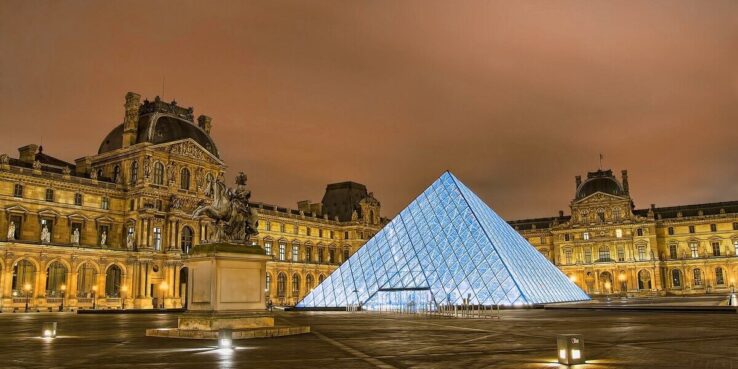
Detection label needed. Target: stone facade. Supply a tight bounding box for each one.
[0,92,383,312]
[511,169,738,296]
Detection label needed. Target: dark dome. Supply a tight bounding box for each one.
[575,170,624,199]
[98,113,219,158]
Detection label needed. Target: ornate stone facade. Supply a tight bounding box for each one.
[0,92,383,312]
[511,169,738,296]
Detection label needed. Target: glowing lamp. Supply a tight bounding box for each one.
[42,322,57,338]
[557,334,584,365]
[218,329,233,349]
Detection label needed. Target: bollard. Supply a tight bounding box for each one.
[42,322,57,338]
[557,334,585,365]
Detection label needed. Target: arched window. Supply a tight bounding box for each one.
[12,259,36,294]
[77,262,97,298]
[306,274,314,291]
[638,270,652,290]
[130,161,138,184]
[112,165,121,183]
[328,248,335,264]
[671,269,682,288]
[277,273,286,297]
[265,273,271,292]
[45,261,67,297]
[181,226,193,254]
[292,274,300,297]
[105,265,122,297]
[180,168,191,190]
[693,268,703,287]
[318,274,325,283]
[153,162,164,185]
[715,267,725,285]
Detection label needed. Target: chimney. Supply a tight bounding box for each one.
[621,170,629,194]
[122,92,141,148]
[575,175,581,189]
[198,115,212,135]
[18,144,39,164]
[558,210,564,217]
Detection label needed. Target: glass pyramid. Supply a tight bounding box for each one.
[297,172,589,309]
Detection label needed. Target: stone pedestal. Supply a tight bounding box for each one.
[147,243,309,340]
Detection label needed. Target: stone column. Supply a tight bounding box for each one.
[144,262,150,298]
[68,269,78,309]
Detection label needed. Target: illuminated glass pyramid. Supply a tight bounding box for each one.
[297,172,589,309]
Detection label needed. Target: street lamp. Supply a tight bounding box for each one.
[23,283,32,312]
[120,285,128,310]
[159,282,169,309]
[60,284,66,312]
[618,273,627,296]
[91,285,98,310]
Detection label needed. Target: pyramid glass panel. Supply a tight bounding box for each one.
[296,172,590,309]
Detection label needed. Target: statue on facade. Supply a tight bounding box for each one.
[7,221,15,240]
[126,230,135,249]
[192,172,259,243]
[41,225,51,243]
[71,228,80,245]
[100,231,107,246]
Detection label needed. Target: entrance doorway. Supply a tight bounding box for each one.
[179,267,189,309]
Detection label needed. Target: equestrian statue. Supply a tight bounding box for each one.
[192,172,259,243]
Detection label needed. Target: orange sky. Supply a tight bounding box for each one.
[1,1,738,219]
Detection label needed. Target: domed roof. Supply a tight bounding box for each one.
[575,170,624,199]
[98,110,219,158]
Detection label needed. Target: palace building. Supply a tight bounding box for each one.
[0,92,384,312]
[511,169,738,296]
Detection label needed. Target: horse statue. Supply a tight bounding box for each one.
[193,173,259,243]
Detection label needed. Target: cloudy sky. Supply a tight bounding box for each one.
[1,1,737,219]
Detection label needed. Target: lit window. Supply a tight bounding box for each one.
[292,244,299,262]
[153,227,162,251]
[671,269,682,288]
[264,241,272,256]
[45,189,54,202]
[583,232,590,241]
[278,243,286,261]
[181,226,193,254]
[292,274,300,297]
[317,247,324,263]
[583,248,591,264]
[669,244,677,259]
[615,229,622,238]
[617,246,624,262]
[265,273,271,292]
[599,247,610,261]
[306,246,312,262]
[613,208,621,220]
[277,273,286,297]
[638,246,646,260]
[689,242,699,258]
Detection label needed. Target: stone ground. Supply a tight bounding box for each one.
[1,309,737,369]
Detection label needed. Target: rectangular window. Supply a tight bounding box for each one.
[328,249,335,264]
[264,241,272,256]
[292,245,299,262]
[710,224,717,232]
[638,246,646,260]
[598,212,605,222]
[734,240,738,256]
[690,242,699,258]
[689,225,695,234]
[98,224,109,246]
[306,228,311,237]
[41,218,53,242]
[305,246,312,262]
[716,268,725,285]
[45,189,54,202]
[669,244,677,259]
[265,222,271,231]
[668,227,674,235]
[278,243,286,261]
[280,223,285,233]
[317,247,323,263]
[101,197,110,210]
[733,222,738,231]
[615,229,623,238]
[74,193,83,206]
[153,227,161,250]
[584,248,592,264]
[693,269,702,286]
[582,232,590,241]
[343,249,349,262]
[599,247,610,261]
[636,228,643,236]
[564,249,572,265]
[13,184,23,198]
[564,233,570,242]
[344,231,349,240]
[617,246,624,262]
[712,242,721,256]
[294,224,298,235]
[319,229,323,238]
[330,230,335,239]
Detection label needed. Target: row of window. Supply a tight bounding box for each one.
[13,184,108,209]
[266,272,326,298]
[559,223,738,243]
[670,267,727,288]
[101,161,211,191]
[564,245,649,265]
[263,241,349,264]
[667,223,738,235]
[10,260,124,297]
[668,240,738,259]
[263,222,372,240]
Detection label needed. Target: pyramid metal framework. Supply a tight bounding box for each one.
[297,172,589,309]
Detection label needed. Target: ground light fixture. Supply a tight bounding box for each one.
[42,322,57,338]
[218,329,233,349]
[557,334,584,365]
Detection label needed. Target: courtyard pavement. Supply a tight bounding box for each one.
[1,309,737,368]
